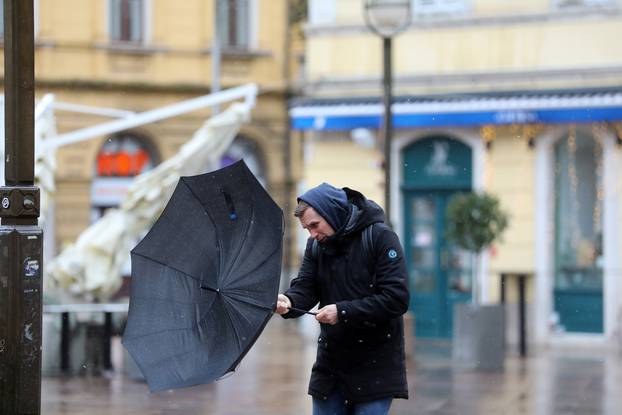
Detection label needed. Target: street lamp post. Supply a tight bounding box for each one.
[212,0,222,114]
[0,1,43,414]
[363,0,411,227]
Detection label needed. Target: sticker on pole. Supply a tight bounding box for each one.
[23,258,40,278]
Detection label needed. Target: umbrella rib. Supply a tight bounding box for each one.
[122,326,196,341]
[220,295,258,328]
[137,341,223,371]
[181,178,257,290]
[129,296,214,306]
[210,297,245,352]
[132,251,207,286]
[220,203,254,285]
[180,179,223,282]
[221,242,281,290]
[222,291,274,312]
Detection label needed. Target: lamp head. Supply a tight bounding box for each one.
[363,0,412,38]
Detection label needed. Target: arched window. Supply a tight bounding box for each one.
[553,127,603,333]
[91,132,159,219]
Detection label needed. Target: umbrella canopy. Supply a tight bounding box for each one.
[122,160,283,392]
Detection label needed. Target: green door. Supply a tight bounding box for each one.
[404,191,472,338]
[402,136,473,338]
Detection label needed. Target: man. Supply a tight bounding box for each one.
[276,183,409,415]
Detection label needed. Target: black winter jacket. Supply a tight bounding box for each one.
[283,188,409,403]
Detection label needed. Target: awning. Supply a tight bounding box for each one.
[290,87,622,131]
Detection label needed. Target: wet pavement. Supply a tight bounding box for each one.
[42,317,622,415]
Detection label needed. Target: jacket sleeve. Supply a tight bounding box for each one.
[335,227,409,325]
[282,238,320,319]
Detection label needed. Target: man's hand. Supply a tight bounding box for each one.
[276,294,292,315]
[316,304,338,325]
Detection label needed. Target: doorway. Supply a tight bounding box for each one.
[401,136,473,338]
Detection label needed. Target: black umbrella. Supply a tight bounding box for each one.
[122,160,283,392]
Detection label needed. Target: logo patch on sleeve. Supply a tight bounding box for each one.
[388,249,398,259]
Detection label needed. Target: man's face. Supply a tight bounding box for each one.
[299,207,335,243]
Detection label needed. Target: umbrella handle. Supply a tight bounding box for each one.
[288,307,318,316]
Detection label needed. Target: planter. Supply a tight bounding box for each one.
[452,303,505,371]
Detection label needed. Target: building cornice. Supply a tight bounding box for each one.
[303,65,622,95]
[0,41,274,60]
[305,6,622,37]
[0,78,289,98]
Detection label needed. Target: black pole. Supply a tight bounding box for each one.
[0,1,43,414]
[500,273,507,304]
[288,307,318,316]
[60,313,70,373]
[103,312,113,371]
[281,0,293,280]
[4,3,35,185]
[518,275,527,357]
[382,37,393,228]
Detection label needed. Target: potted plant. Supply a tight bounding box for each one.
[446,191,509,370]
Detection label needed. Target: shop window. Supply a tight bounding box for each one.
[554,128,603,290]
[91,133,158,217]
[91,133,158,279]
[412,0,470,16]
[218,0,252,49]
[109,0,145,43]
[553,0,614,9]
[308,0,336,25]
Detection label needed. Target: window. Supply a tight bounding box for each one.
[308,0,336,25]
[554,128,603,290]
[91,133,158,277]
[218,0,251,49]
[109,0,145,43]
[412,0,470,16]
[553,0,614,8]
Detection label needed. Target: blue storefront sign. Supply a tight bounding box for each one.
[290,89,622,131]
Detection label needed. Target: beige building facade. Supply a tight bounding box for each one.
[292,0,622,347]
[1,0,303,280]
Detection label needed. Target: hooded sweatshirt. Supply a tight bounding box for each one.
[297,182,350,233]
[284,185,409,403]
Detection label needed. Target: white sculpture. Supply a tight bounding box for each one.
[1,85,256,302]
[45,101,252,301]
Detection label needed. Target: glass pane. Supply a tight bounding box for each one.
[554,128,603,290]
[110,0,120,40]
[412,270,435,293]
[412,247,434,268]
[218,0,229,46]
[235,0,249,48]
[411,221,435,248]
[445,244,472,294]
[129,0,143,42]
[448,270,471,294]
[445,245,471,270]
[409,195,437,294]
[410,196,436,270]
[411,196,435,222]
